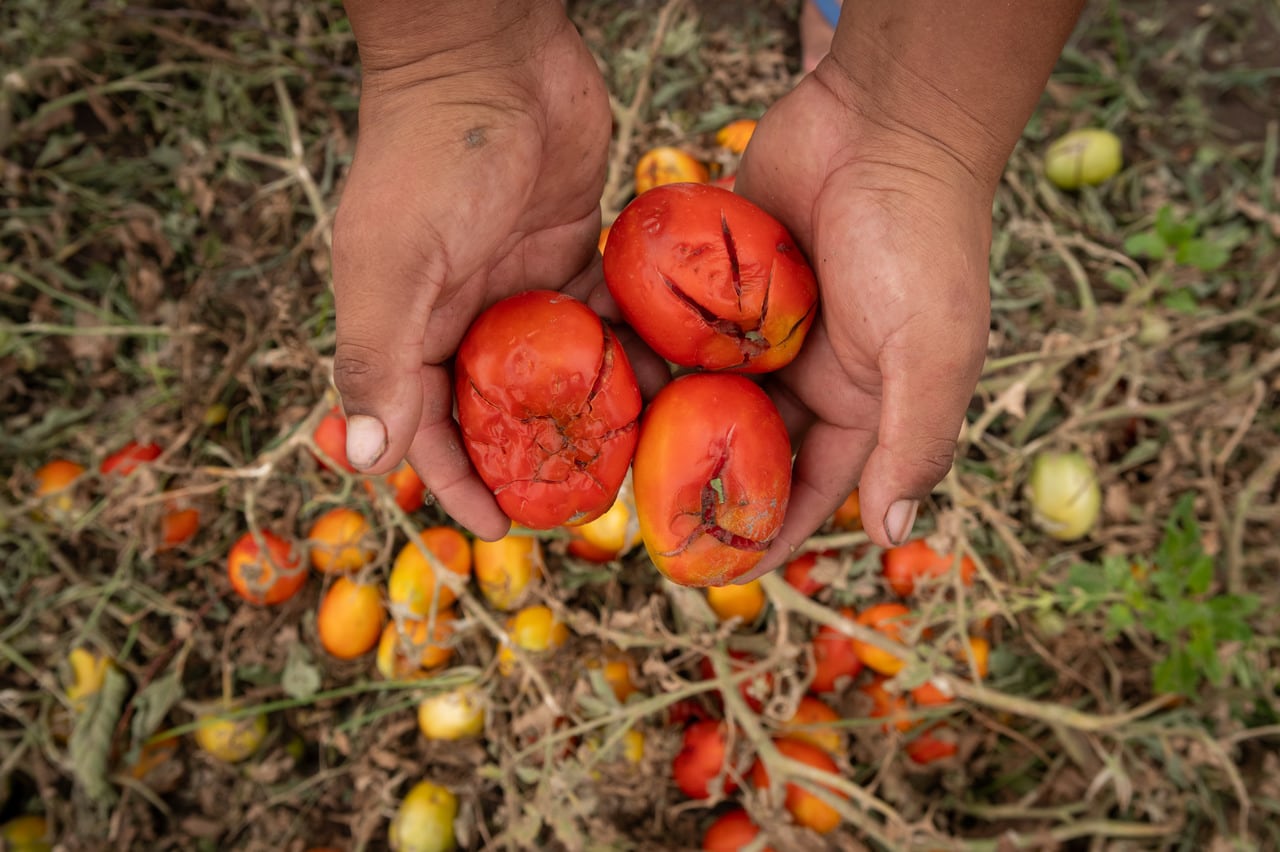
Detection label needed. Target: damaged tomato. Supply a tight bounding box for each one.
[604,182,817,373]
[456,290,642,530]
[633,373,791,587]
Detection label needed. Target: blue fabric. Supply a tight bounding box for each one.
[813,0,841,28]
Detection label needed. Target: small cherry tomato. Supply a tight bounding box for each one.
[702,807,773,852]
[364,463,427,513]
[881,538,977,598]
[748,737,845,834]
[905,724,959,765]
[227,529,306,606]
[634,146,709,194]
[783,549,838,597]
[497,604,569,676]
[673,720,740,800]
[100,440,163,475]
[633,373,791,587]
[312,406,354,473]
[388,527,472,616]
[605,182,817,373]
[456,290,642,530]
[160,506,200,550]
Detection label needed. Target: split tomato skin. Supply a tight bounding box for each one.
[604,182,817,373]
[455,290,642,530]
[633,373,791,587]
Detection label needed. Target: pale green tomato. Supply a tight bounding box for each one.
[1026,451,1102,541]
[389,781,458,852]
[1045,128,1123,189]
[417,685,486,741]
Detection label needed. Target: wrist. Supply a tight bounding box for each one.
[343,0,568,76]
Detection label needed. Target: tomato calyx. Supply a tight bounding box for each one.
[659,436,774,557]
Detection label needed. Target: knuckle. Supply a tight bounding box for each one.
[331,341,386,399]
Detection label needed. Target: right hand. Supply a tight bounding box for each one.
[330,7,612,540]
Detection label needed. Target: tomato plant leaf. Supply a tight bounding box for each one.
[281,642,321,700]
[70,664,129,804]
[129,670,185,743]
[1175,238,1229,271]
[1123,230,1168,260]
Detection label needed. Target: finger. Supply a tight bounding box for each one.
[733,420,876,583]
[405,364,512,541]
[330,196,442,475]
[857,323,986,549]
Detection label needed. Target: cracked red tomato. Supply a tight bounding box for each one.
[633,373,791,586]
[604,182,817,373]
[455,290,642,530]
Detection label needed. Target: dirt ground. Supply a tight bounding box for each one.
[2,0,1279,850]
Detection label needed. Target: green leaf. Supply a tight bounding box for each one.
[1175,238,1230,271]
[1185,553,1214,596]
[1160,288,1200,314]
[129,671,185,743]
[1187,623,1222,684]
[1155,205,1196,247]
[70,666,129,804]
[1106,603,1136,634]
[1153,648,1196,695]
[1208,595,1259,640]
[1123,230,1168,260]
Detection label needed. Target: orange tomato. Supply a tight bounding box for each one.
[587,655,640,703]
[376,610,457,678]
[963,635,991,679]
[634,146,709,193]
[317,577,385,659]
[100,440,163,475]
[227,530,306,606]
[363,463,426,514]
[160,506,200,549]
[749,737,845,834]
[881,539,976,598]
[808,608,863,694]
[780,695,843,755]
[705,579,766,624]
[33,459,85,517]
[714,119,758,154]
[388,527,472,615]
[830,488,861,530]
[851,603,914,676]
[568,477,642,559]
[860,677,915,734]
[472,532,541,611]
[312,405,354,473]
[702,807,773,852]
[307,507,375,573]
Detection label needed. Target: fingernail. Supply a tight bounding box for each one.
[884,499,918,546]
[345,414,386,469]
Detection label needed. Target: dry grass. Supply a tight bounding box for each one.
[2,0,1279,849]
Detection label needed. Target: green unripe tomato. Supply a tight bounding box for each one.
[1026,451,1102,541]
[1044,128,1123,190]
[389,780,458,852]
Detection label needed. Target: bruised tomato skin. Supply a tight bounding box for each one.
[455,290,642,530]
[634,373,791,587]
[604,183,818,373]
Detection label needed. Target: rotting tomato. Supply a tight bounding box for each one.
[312,405,354,473]
[634,146,709,194]
[194,707,268,763]
[100,440,163,475]
[702,807,773,852]
[604,182,818,373]
[388,780,458,852]
[881,538,977,598]
[455,290,642,530]
[633,373,791,587]
[417,684,486,741]
[672,720,741,800]
[227,529,306,606]
[748,737,845,835]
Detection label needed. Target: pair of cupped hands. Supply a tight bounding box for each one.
[329,8,993,583]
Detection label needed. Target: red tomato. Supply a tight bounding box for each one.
[852,603,915,676]
[905,725,959,764]
[881,539,977,598]
[455,290,642,530]
[363,463,426,514]
[702,808,773,851]
[860,676,915,734]
[808,608,864,694]
[160,507,200,549]
[748,737,845,834]
[100,441,163,475]
[604,183,817,373]
[312,406,354,473]
[672,720,740,800]
[226,529,306,606]
[633,374,791,586]
[783,549,838,597]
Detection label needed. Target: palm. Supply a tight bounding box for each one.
[735,75,992,558]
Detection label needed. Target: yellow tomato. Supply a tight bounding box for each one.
[389,780,458,852]
[473,532,541,611]
[65,647,113,711]
[497,605,569,676]
[388,527,472,615]
[714,119,758,154]
[1044,128,1123,189]
[0,815,51,852]
[705,580,766,624]
[634,146,709,194]
[779,695,843,755]
[376,611,457,678]
[417,684,486,741]
[194,708,268,763]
